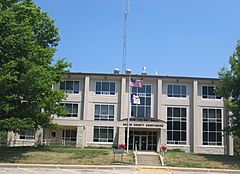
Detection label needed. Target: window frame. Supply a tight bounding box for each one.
[61,103,79,117]
[94,104,115,121]
[167,84,187,98]
[202,85,221,100]
[202,108,223,146]
[59,80,80,94]
[131,84,152,118]
[93,126,114,143]
[167,107,187,145]
[95,81,116,96]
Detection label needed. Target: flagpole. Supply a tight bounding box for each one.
[127,73,131,153]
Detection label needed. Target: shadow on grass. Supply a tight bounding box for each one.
[198,153,240,169]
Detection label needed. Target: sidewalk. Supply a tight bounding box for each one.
[0,163,240,174]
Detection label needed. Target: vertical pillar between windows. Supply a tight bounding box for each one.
[83,76,90,120]
[191,80,198,153]
[120,77,127,120]
[157,79,163,120]
[76,126,85,148]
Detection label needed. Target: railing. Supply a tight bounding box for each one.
[42,139,76,146]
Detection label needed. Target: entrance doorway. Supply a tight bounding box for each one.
[134,135,147,151]
[127,130,158,151]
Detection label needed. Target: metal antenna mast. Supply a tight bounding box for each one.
[122,0,129,73]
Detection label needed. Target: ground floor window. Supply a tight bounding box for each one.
[202,108,222,146]
[167,107,187,145]
[127,130,157,151]
[62,129,77,142]
[20,129,35,139]
[93,126,114,142]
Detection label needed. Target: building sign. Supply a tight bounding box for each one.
[122,123,164,128]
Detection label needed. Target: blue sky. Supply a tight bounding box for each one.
[34,0,240,77]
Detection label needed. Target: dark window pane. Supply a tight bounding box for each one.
[167,122,172,130]
[209,109,215,119]
[167,108,172,117]
[102,82,109,92]
[181,108,186,117]
[209,132,216,141]
[74,81,80,93]
[167,131,172,140]
[173,131,180,141]
[181,132,186,141]
[203,132,208,142]
[146,85,151,93]
[173,121,180,130]
[209,123,216,131]
[202,86,207,98]
[173,85,180,96]
[173,108,180,117]
[96,82,101,92]
[66,81,73,91]
[203,109,208,118]
[146,97,151,105]
[60,82,65,90]
[137,107,144,117]
[167,85,172,96]
[181,85,186,96]
[203,123,208,131]
[181,122,186,130]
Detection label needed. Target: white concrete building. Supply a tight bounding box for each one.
[9,71,234,155]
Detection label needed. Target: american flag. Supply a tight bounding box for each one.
[130,79,143,88]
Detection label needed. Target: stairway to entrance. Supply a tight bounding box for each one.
[136,151,161,166]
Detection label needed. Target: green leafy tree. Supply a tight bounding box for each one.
[0,0,70,133]
[215,41,240,138]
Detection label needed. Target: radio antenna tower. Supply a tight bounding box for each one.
[122,0,129,73]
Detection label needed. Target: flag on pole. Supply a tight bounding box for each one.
[130,79,143,88]
[131,94,141,104]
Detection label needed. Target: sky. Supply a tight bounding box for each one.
[33,0,240,78]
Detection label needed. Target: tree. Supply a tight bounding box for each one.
[0,0,70,133]
[215,41,240,138]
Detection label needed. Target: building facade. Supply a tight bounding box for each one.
[8,71,234,155]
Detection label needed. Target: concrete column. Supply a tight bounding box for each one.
[118,127,125,144]
[76,126,85,148]
[157,79,163,120]
[158,129,167,152]
[120,77,127,120]
[83,76,90,120]
[191,80,198,153]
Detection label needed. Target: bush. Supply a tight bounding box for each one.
[234,136,240,155]
[0,131,7,145]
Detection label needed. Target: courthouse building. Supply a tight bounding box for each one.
[8,70,234,155]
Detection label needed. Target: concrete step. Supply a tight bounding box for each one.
[137,154,161,166]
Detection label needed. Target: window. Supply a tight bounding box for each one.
[95,81,115,95]
[62,129,76,142]
[202,86,221,99]
[60,81,80,94]
[94,104,114,121]
[167,84,186,98]
[20,130,35,140]
[93,126,114,142]
[62,103,78,117]
[167,107,186,145]
[202,108,222,146]
[131,85,151,118]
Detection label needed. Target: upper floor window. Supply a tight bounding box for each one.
[167,84,186,98]
[62,103,78,117]
[202,108,222,146]
[60,81,80,94]
[131,85,151,118]
[94,104,114,121]
[95,81,115,95]
[202,86,221,99]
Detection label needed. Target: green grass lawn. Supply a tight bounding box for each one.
[0,146,134,165]
[164,150,240,170]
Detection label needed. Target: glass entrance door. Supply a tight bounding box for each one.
[133,135,147,151]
